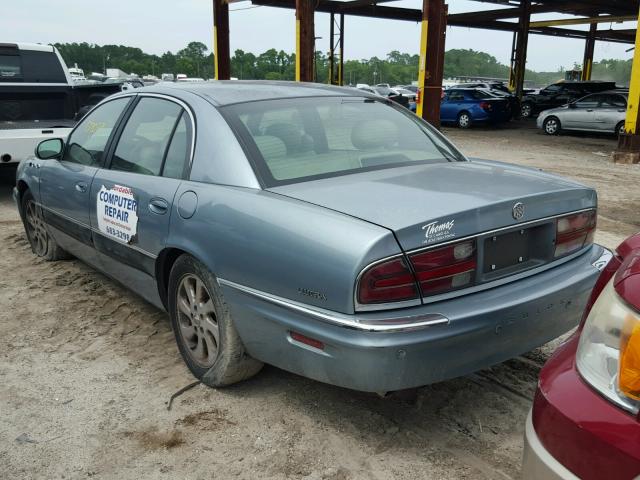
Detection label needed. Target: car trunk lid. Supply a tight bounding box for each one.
[268,159,597,253]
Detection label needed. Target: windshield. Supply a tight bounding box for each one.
[224,96,466,187]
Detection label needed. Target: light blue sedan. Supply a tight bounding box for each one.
[15,81,610,392]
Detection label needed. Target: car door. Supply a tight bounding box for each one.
[594,94,627,132]
[441,90,463,122]
[39,96,132,248]
[561,94,600,130]
[89,95,193,282]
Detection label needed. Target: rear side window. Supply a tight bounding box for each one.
[63,97,131,167]
[162,112,191,179]
[448,91,465,101]
[111,97,184,176]
[225,96,465,186]
[0,54,21,80]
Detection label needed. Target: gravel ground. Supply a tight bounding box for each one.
[1,122,638,480]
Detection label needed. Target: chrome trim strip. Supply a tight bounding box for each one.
[38,203,158,260]
[218,278,449,333]
[410,208,597,256]
[592,247,613,272]
[354,208,597,312]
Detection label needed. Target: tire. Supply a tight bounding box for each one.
[21,190,70,261]
[168,254,263,387]
[521,102,533,118]
[616,121,626,136]
[543,116,561,135]
[457,111,472,129]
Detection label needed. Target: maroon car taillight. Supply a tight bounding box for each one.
[554,210,597,258]
[357,257,419,304]
[409,240,477,296]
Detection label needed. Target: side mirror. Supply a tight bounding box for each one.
[35,138,64,160]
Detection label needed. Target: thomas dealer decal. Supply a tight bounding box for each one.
[422,219,456,244]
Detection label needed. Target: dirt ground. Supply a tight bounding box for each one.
[1,123,639,480]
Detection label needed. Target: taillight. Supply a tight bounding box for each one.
[480,101,492,111]
[357,256,419,304]
[410,240,477,296]
[416,89,421,104]
[554,210,597,258]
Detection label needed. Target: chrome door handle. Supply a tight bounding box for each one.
[75,182,87,193]
[149,198,169,215]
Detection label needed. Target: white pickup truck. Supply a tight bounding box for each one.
[0,42,122,167]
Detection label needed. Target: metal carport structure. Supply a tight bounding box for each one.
[211,0,640,162]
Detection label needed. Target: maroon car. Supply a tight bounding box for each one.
[523,233,640,479]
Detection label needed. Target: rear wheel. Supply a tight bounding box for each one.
[521,102,533,118]
[616,121,626,136]
[168,254,263,387]
[457,111,472,129]
[543,116,561,135]
[21,190,69,261]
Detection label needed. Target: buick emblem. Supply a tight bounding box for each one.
[512,202,525,220]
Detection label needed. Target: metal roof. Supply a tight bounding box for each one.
[145,80,369,105]
[252,0,638,44]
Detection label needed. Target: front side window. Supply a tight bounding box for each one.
[63,97,130,166]
[111,98,183,176]
[574,94,601,109]
[226,96,465,186]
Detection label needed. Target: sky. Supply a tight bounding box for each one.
[2,0,636,72]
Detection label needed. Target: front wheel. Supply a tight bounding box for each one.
[21,190,70,261]
[521,103,533,118]
[457,112,472,129]
[543,116,561,135]
[616,121,626,136]
[168,254,263,387]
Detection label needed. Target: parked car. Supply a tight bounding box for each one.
[393,87,417,112]
[441,88,511,127]
[521,81,618,119]
[523,233,640,480]
[0,42,122,167]
[15,81,610,393]
[448,83,520,118]
[537,90,628,136]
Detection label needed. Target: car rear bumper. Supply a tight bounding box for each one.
[222,244,608,392]
[523,410,579,480]
[524,335,640,480]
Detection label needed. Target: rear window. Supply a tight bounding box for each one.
[224,96,465,186]
[0,49,66,83]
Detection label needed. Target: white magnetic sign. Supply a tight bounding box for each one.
[97,185,139,244]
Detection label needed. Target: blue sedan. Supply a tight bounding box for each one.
[441,88,512,128]
[15,81,610,392]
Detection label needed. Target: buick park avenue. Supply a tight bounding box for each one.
[14,81,611,392]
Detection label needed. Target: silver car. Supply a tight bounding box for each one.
[15,81,611,393]
[537,90,628,136]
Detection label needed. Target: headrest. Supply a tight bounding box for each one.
[350,119,399,150]
[254,135,287,160]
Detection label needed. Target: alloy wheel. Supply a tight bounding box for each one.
[176,274,220,368]
[25,200,48,256]
[545,118,559,135]
[521,104,532,118]
[458,114,470,128]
